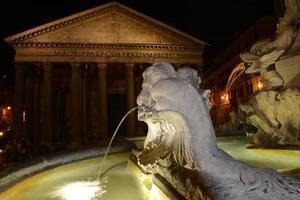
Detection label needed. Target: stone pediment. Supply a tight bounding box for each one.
[5,2,205,47]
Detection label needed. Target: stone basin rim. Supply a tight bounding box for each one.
[0,141,135,193]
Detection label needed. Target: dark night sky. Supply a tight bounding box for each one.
[0,0,275,79]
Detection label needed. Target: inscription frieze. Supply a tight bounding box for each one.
[53,50,171,58]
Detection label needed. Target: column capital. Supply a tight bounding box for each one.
[14,62,25,70]
[71,62,81,69]
[97,63,107,69]
[125,63,134,68]
[43,62,53,71]
[14,61,24,65]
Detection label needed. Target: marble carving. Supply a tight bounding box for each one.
[240,0,300,147]
[240,89,300,147]
[240,0,300,89]
[136,63,300,200]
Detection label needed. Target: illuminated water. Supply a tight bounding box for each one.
[97,106,139,181]
[1,136,300,200]
[0,152,148,200]
[217,136,300,176]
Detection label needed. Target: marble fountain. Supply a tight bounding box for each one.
[0,62,300,200]
[1,1,300,198]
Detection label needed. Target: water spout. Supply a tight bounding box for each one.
[224,62,246,94]
[97,106,140,181]
[217,62,246,124]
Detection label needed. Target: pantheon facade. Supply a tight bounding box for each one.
[5,2,205,150]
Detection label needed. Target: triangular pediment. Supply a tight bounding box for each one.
[5,2,206,47]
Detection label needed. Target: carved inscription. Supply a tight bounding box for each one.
[53,50,170,58]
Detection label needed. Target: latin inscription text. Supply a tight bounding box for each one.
[53,50,170,58]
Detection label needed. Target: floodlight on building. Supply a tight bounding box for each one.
[7,106,11,110]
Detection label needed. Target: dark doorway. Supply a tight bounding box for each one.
[108,94,127,137]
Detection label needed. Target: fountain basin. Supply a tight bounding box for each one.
[1,136,300,200]
[0,152,154,200]
[0,140,170,200]
[217,136,300,178]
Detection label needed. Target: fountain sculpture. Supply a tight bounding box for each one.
[1,2,300,198]
[136,63,300,200]
[1,61,300,199]
[240,0,300,147]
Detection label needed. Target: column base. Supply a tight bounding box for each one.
[67,141,83,150]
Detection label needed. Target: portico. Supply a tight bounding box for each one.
[5,2,205,149]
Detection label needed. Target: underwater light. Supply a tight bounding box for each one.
[53,180,107,200]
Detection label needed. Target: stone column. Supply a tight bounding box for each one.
[13,62,25,147]
[33,71,41,152]
[84,66,92,143]
[136,64,147,136]
[41,63,53,148]
[97,63,108,140]
[70,63,82,147]
[24,68,34,142]
[125,63,136,137]
[82,64,88,143]
[196,63,204,81]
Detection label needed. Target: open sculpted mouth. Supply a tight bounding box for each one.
[137,105,156,121]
